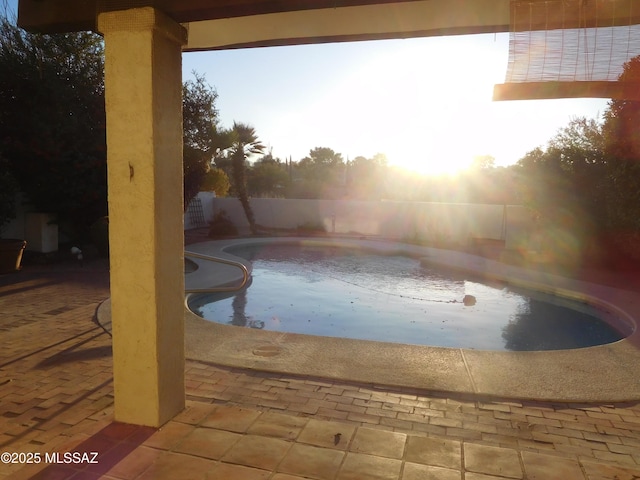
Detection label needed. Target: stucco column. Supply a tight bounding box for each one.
[98,7,186,427]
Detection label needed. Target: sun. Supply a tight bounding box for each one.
[401,156,474,177]
[386,101,495,177]
[273,35,509,176]
[311,35,508,177]
[383,43,506,176]
[379,104,498,177]
[388,141,476,177]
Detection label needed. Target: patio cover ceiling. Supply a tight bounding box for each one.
[18,0,512,49]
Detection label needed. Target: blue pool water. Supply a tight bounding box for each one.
[188,244,624,351]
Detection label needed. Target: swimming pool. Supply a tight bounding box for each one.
[187,243,624,351]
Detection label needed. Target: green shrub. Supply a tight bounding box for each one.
[208,210,238,237]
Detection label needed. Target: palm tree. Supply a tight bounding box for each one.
[226,122,264,234]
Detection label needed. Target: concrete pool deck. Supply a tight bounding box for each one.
[102,236,640,403]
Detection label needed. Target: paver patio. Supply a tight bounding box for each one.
[1,247,640,479]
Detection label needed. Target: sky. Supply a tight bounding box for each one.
[5,0,610,176]
[183,33,610,175]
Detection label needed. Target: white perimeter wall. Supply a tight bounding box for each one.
[200,197,533,251]
[2,193,60,252]
[184,192,217,230]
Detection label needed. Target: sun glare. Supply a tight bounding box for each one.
[289,35,509,177]
[190,34,611,173]
[394,42,507,176]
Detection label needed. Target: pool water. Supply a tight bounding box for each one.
[189,244,624,351]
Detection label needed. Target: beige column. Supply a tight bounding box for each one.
[98,7,186,427]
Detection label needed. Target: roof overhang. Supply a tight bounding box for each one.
[18,0,511,50]
[182,0,510,51]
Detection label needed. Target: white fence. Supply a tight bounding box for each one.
[188,197,534,251]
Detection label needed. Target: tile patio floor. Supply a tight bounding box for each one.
[1,253,640,479]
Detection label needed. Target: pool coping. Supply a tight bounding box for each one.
[100,237,640,402]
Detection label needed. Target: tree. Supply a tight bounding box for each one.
[183,72,219,153]
[600,56,640,232]
[200,167,230,197]
[0,14,107,237]
[515,117,607,226]
[289,147,346,199]
[602,56,640,161]
[298,147,344,180]
[223,122,265,234]
[510,116,614,267]
[470,155,495,170]
[462,155,522,205]
[248,155,289,197]
[0,14,226,239]
[346,153,388,199]
[306,147,344,167]
[304,147,344,181]
[183,146,213,208]
[182,73,225,209]
[515,147,571,212]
